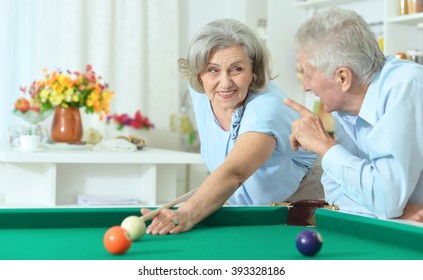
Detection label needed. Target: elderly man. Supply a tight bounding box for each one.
[285,7,423,222]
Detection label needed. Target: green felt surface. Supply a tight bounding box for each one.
[0,206,422,260]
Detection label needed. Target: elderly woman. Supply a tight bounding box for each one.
[142,18,316,234]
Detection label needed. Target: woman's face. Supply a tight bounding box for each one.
[199,45,253,112]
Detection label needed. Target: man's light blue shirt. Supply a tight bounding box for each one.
[190,82,316,205]
[322,56,423,218]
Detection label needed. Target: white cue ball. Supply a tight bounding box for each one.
[121,216,146,241]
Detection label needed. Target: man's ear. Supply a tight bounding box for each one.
[336,67,352,92]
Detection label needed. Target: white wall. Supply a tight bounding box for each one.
[267,0,305,103]
[181,0,267,45]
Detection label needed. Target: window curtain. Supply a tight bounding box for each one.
[1,0,181,145]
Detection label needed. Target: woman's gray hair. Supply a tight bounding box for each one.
[295,7,385,85]
[178,18,273,93]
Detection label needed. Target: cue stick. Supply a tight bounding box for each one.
[140,187,198,222]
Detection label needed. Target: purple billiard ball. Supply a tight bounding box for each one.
[296,229,323,256]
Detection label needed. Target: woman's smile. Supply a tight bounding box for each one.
[216,89,237,99]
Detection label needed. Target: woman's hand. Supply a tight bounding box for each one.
[141,208,195,235]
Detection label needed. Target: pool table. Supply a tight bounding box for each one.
[0,206,422,260]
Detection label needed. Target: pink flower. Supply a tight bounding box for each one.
[107,110,154,131]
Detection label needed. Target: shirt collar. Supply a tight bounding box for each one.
[356,57,389,127]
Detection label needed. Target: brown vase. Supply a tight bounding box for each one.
[51,107,83,143]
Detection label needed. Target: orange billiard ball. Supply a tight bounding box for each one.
[103,226,132,254]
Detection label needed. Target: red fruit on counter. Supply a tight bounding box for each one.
[15,98,30,113]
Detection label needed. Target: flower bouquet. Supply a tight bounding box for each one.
[16,64,114,121]
[15,65,115,143]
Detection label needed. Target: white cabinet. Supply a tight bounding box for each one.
[385,0,423,56]
[0,145,204,208]
[291,0,423,57]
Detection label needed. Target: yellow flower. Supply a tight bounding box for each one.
[64,88,74,102]
[49,90,64,106]
[71,93,79,102]
[86,99,93,107]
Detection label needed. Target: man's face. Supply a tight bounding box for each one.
[297,52,346,113]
